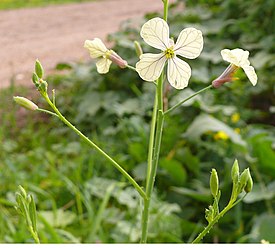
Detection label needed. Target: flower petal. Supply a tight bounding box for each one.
[167,56,191,89]
[140,17,170,50]
[84,38,108,59]
[174,28,203,59]
[96,57,112,74]
[136,53,166,82]
[221,48,250,67]
[242,65,257,86]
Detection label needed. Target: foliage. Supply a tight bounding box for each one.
[0,0,95,10]
[0,0,274,243]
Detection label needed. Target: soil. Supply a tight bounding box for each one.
[0,0,165,88]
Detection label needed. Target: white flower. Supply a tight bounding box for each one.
[136,17,203,89]
[221,48,257,86]
[84,38,127,74]
[84,38,112,74]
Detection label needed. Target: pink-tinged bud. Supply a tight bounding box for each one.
[13,96,38,111]
[212,64,239,88]
[107,51,128,68]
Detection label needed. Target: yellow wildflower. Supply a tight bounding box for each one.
[231,113,240,123]
[214,131,229,140]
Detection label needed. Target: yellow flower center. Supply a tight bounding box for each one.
[164,47,175,59]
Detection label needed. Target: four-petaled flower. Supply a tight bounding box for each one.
[84,38,127,74]
[136,17,203,89]
[212,48,257,88]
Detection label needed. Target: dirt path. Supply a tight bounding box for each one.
[0,0,164,88]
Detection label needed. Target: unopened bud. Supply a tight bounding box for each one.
[244,169,253,193]
[231,159,240,184]
[32,72,39,87]
[212,64,239,88]
[210,169,219,197]
[239,168,250,193]
[205,205,214,223]
[14,96,38,111]
[35,59,44,79]
[38,80,48,94]
[134,41,143,57]
[107,51,128,68]
[18,185,27,199]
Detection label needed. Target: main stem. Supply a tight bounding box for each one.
[42,94,146,199]
[141,75,164,243]
[140,0,168,243]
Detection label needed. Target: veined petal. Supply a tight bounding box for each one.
[140,17,170,50]
[242,65,257,86]
[96,57,112,74]
[174,28,203,59]
[84,38,108,59]
[136,53,166,82]
[221,48,250,67]
[167,56,191,89]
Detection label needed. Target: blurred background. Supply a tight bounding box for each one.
[0,0,274,243]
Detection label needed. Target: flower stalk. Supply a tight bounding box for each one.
[41,93,146,199]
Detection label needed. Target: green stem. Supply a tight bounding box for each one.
[192,203,232,244]
[140,0,169,242]
[141,76,165,243]
[192,195,246,244]
[42,94,146,199]
[163,0,169,21]
[164,84,213,115]
[126,64,137,72]
[37,108,59,117]
[145,90,158,189]
[28,227,40,244]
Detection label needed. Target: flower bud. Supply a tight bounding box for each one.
[244,169,253,193]
[35,59,44,79]
[134,41,143,57]
[239,168,250,193]
[14,96,38,111]
[231,159,240,184]
[210,169,219,197]
[212,64,239,88]
[38,80,48,95]
[18,185,27,199]
[107,51,128,68]
[32,72,40,87]
[205,205,214,223]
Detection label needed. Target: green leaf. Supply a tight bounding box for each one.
[248,133,275,176]
[171,186,211,203]
[250,214,275,242]
[185,114,246,146]
[39,209,76,228]
[243,181,275,203]
[159,158,187,186]
[29,195,37,231]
